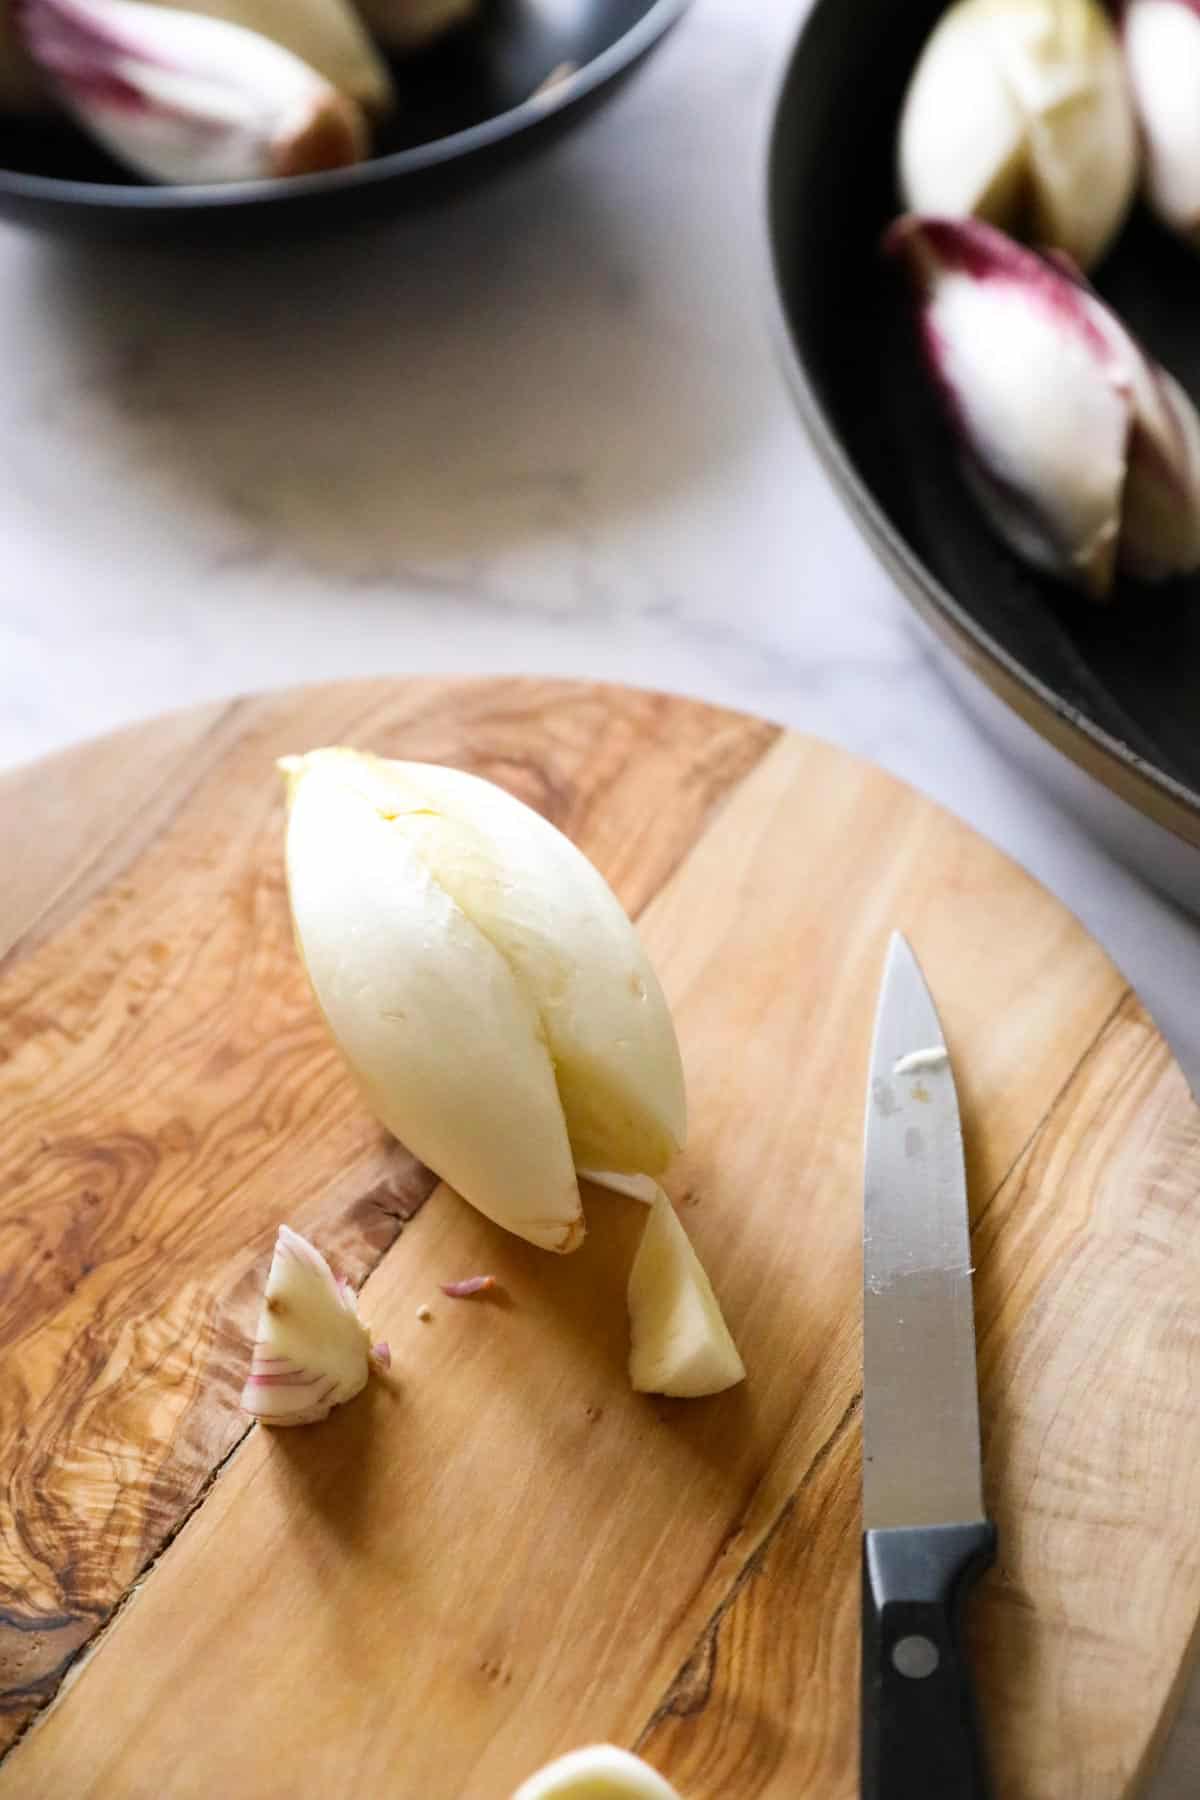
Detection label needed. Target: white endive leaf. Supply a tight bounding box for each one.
[899,0,1137,270]
[23,0,367,184]
[1124,0,1200,245]
[511,1744,682,1800]
[143,0,393,115]
[241,1225,372,1426]
[284,763,585,1253]
[628,1189,745,1399]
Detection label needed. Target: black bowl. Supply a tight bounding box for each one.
[0,0,687,240]
[767,0,1200,896]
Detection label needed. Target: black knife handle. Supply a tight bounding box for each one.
[861,1520,996,1800]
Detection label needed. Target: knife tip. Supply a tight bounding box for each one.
[886,928,916,968]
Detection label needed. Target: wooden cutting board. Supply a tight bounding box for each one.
[2,676,1199,1800]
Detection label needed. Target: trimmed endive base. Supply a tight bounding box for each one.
[512,1744,682,1799]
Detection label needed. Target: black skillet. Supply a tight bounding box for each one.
[0,0,687,239]
[767,0,1200,882]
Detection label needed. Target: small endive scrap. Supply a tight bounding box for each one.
[887,214,1200,596]
[241,1226,386,1426]
[21,0,368,184]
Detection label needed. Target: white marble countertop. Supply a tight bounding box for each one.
[1,0,1198,1785]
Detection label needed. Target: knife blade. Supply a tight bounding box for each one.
[860,932,996,1800]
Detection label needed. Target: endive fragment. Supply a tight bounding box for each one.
[628,1188,745,1399]
[241,1225,376,1426]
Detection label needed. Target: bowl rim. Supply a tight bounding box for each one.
[763,0,1200,853]
[0,0,689,212]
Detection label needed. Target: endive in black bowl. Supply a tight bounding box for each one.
[0,0,687,240]
[767,0,1200,913]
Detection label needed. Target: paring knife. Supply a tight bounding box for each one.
[861,933,996,1800]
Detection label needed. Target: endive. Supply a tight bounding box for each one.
[281,749,686,1254]
[888,215,1200,595]
[898,0,1138,270]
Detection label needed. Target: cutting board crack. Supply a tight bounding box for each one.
[0,1421,252,1772]
[0,697,250,974]
[637,1391,863,1744]
[972,984,1133,1235]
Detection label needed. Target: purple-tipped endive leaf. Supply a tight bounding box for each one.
[21,0,367,183]
[886,215,1200,596]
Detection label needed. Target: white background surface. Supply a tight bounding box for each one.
[1,0,1198,1783]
